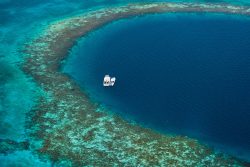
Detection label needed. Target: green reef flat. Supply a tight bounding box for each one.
[20,2,250,166]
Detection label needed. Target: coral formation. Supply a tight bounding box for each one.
[22,2,250,166]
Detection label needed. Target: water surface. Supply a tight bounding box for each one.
[65,13,250,160]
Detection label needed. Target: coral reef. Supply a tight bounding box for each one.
[22,2,250,166]
[0,139,29,155]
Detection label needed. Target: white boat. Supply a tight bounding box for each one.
[103,75,111,86]
[103,75,116,86]
[110,77,116,86]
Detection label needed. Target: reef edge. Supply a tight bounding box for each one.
[22,2,250,166]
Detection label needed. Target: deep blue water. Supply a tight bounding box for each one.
[65,14,250,160]
[2,0,250,165]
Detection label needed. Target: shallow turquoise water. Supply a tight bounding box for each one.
[1,0,250,166]
[64,13,250,161]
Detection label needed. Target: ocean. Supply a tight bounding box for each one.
[64,13,250,160]
[1,0,250,165]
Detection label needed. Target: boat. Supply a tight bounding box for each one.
[103,75,116,86]
[110,77,116,86]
